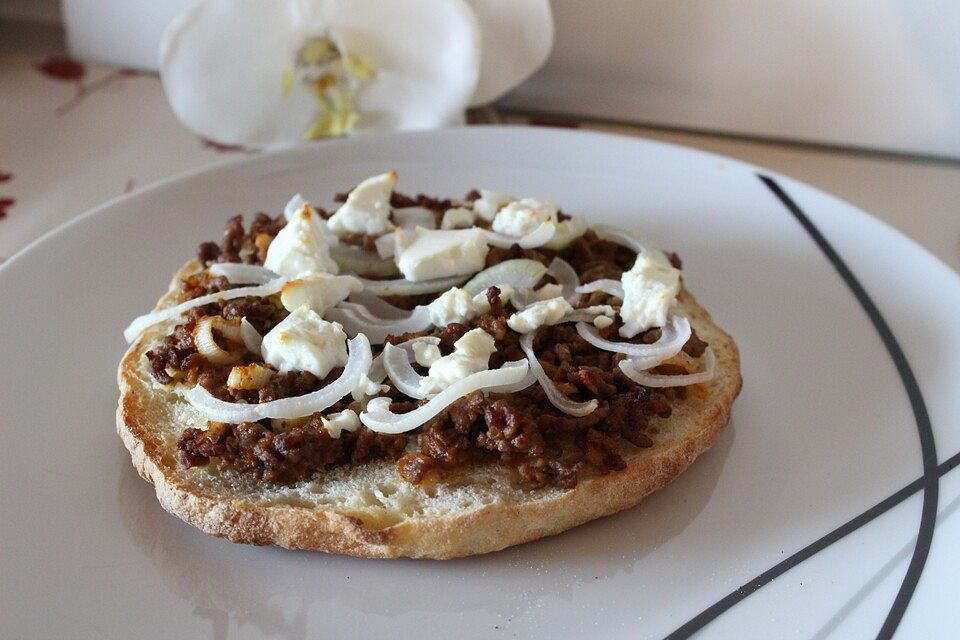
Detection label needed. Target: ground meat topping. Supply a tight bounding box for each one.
[160,191,707,489]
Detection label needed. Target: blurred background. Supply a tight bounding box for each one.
[1,0,958,270]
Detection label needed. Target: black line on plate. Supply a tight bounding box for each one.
[666,451,958,640]
[665,174,941,639]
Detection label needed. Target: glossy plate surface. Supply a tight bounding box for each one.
[1,127,957,639]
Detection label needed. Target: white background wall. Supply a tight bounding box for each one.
[6,0,958,158]
[503,0,960,158]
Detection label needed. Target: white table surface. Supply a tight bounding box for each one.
[2,19,958,277]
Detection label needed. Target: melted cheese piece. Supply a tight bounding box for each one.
[440,206,476,230]
[279,273,362,315]
[472,189,515,222]
[507,296,573,334]
[619,249,681,338]
[491,198,558,237]
[260,306,347,378]
[419,328,495,395]
[352,373,389,402]
[394,227,489,281]
[327,172,397,237]
[264,197,339,277]
[412,341,442,367]
[321,409,361,439]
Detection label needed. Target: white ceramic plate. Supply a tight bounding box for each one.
[1,127,957,639]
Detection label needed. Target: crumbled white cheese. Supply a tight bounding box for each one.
[543,216,588,250]
[321,409,361,439]
[440,206,476,230]
[412,341,442,367]
[472,284,513,314]
[261,306,347,378]
[507,296,574,334]
[532,282,563,301]
[264,197,339,277]
[352,373,389,403]
[326,172,397,237]
[472,189,515,221]
[619,249,681,338]
[594,315,614,329]
[428,287,481,326]
[279,273,362,315]
[419,328,496,395]
[394,227,489,281]
[491,198,558,237]
[578,304,617,329]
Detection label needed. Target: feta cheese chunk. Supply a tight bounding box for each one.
[327,172,397,237]
[532,282,563,301]
[412,340,442,367]
[472,284,513,313]
[261,306,348,378]
[492,198,558,237]
[394,227,489,281]
[419,328,496,395]
[472,189,514,221]
[440,206,476,230]
[264,198,339,277]
[543,216,588,250]
[428,286,483,326]
[352,373,389,402]
[507,296,574,334]
[280,273,362,315]
[321,409,361,439]
[619,249,681,338]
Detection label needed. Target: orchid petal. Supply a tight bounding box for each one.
[463,0,554,106]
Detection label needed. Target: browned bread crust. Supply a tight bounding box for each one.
[117,260,741,559]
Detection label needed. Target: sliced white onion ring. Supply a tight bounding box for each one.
[359,360,529,434]
[329,243,398,277]
[356,274,468,296]
[325,305,432,344]
[575,316,691,360]
[463,259,547,295]
[519,332,597,417]
[593,224,649,256]
[239,317,263,355]
[193,316,245,365]
[574,279,624,298]
[348,290,410,319]
[183,334,372,421]
[547,257,579,301]
[382,342,429,399]
[124,277,288,343]
[369,336,439,383]
[393,206,437,229]
[563,306,616,324]
[207,262,279,284]
[620,347,716,387]
[485,360,537,394]
[483,220,556,249]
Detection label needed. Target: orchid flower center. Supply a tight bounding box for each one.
[284,34,376,139]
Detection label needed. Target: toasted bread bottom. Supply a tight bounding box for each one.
[117,260,741,559]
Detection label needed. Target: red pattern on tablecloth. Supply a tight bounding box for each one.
[37,56,143,116]
[0,172,14,222]
[200,137,256,154]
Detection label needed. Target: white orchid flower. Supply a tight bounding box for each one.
[464,0,554,106]
[160,0,553,148]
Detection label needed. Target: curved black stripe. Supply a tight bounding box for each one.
[666,452,958,639]
[666,174,940,638]
[759,175,939,640]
